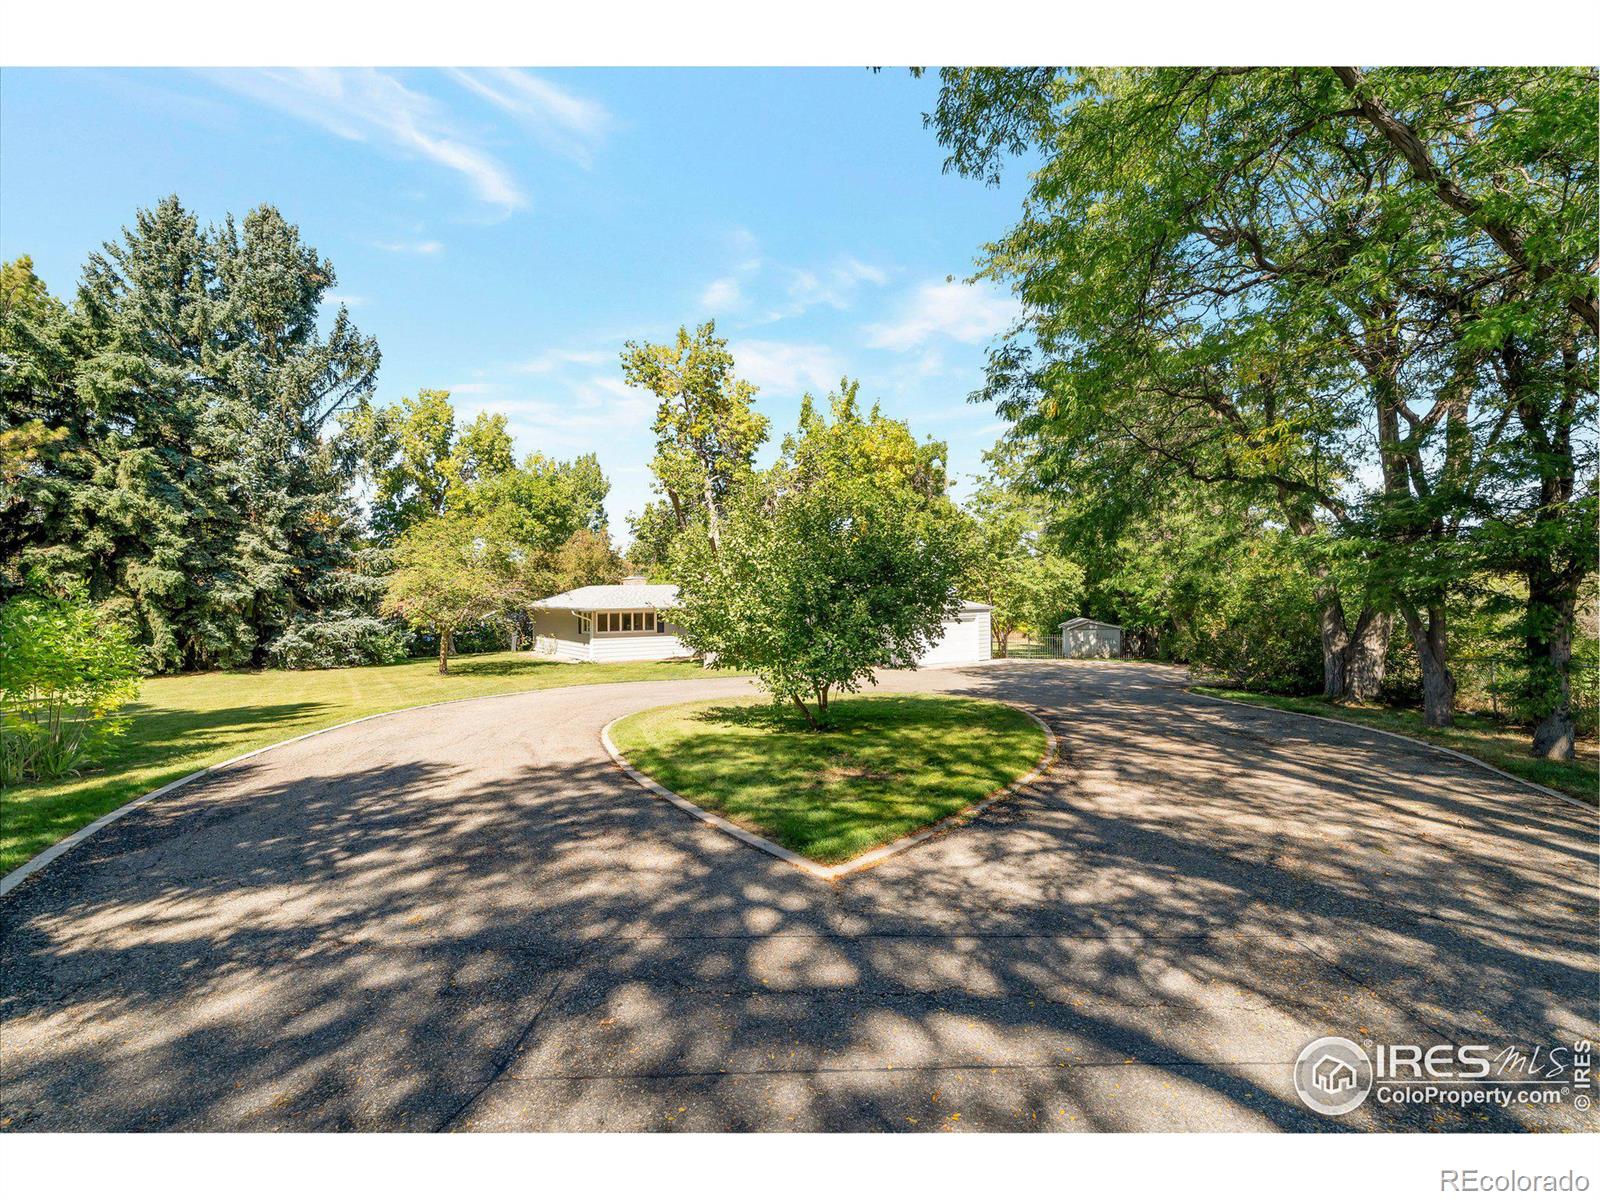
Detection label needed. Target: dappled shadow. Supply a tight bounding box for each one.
[1,664,1595,1132]
[622,693,1043,863]
[100,702,338,766]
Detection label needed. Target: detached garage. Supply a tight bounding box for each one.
[916,601,994,666]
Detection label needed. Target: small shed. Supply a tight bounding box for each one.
[1060,617,1122,659]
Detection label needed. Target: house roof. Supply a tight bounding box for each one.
[531,583,680,610]
[532,583,992,614]
[1061,617,1120,631]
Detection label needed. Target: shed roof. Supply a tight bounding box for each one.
[1061,617,1121,631]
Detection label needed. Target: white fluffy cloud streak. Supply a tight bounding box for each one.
[864,280,1018,352]
[203,68,525,211]
[446,68,613,167]
[699,277,744,311]
[731,339,849,397]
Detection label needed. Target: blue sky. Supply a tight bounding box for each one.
[0,68,1027,536]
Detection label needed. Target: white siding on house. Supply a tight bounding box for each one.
[588,631,694,662]
[533,634,591,660]
[532,608,592,660]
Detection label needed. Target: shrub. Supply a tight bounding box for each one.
[264,612,409,670]
[0,590,143,784]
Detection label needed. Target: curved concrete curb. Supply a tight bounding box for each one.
[600,699,1060,881]
[1185,687,1595,814]
[0,674,757,901]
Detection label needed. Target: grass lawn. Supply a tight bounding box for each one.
[1,652,725,876]
[608,693,1048,864]
[1191,686,1598,805]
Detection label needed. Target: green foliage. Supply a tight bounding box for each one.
[622,319,768,555]
[0,588,143,784]
[552,527,627,592]
[265,613,409,670]
[1061,488,1323,691]
[669,386,966,727]
[2,199,381,672]
[456,451,610,552]
[381,509,532,673]
[625,499,682,572]
[960,465,1083,650]
[929,67,1597,744]
[344,388,464,539]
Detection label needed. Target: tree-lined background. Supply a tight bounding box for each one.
[3,65,1595,783]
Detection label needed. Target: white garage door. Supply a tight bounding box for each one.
[917,609,991,666]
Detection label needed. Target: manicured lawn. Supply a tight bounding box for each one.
[1191,686,1598,805]
[1,652,725,876]
[608,693,1048,864]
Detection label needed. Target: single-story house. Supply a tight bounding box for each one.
[531,576,993,667]
[1060,617,1122,658]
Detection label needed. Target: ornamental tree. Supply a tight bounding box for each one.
[380,510,529,673]
[668,387,966,728]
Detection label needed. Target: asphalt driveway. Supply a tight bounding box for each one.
[2,662,1595,1131]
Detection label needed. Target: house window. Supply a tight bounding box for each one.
[594,610,665,634]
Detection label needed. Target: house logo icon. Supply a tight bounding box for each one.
[1294,1036,1374,1116]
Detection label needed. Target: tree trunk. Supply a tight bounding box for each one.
[703,477,721,555]
[1319,593,1394,703]
[437,629,451,675]
[1320,593,1351,700]
[1343,608,1394,702]
[1401,604,1454,727]
[1526,570,1578,761]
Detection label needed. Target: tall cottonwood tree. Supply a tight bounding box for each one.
[622,320,768,555]
[928,66,1596,747]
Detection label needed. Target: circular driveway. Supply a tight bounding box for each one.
[2,662,1595,1132]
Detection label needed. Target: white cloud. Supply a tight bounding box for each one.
[374,239,444,255]
[445,68,612,167]
[514,347,614,374]
[727,227,763,271]
[731,339,849,397]
[864,280,1017,352]
[699,276,743,312]
[203,68,525,212]
[785,257,887,312]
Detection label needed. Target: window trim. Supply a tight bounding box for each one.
[592,609,667,635]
